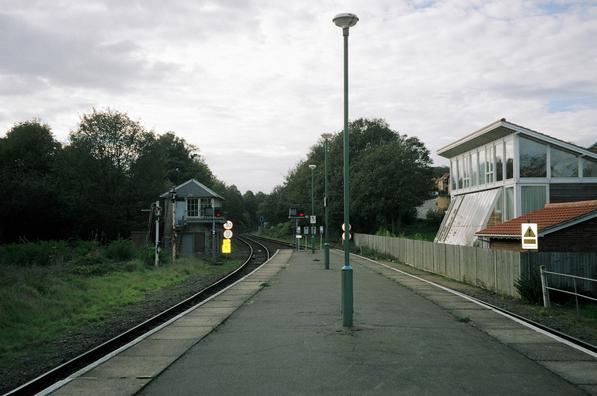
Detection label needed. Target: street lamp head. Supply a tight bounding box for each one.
[333,13,359,29]
[321,133,333,140]
[309,164,317,170]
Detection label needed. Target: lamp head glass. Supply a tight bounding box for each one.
[309,164,317,170]
[333,13,359,29]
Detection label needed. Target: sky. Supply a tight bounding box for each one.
[1,0,596,193]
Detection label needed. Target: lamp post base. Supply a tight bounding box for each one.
[324,243,330,269]
[341,265,353,327]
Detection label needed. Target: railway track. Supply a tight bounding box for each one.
[6,235,275,396]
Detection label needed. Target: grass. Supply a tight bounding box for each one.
[0,252,240,360]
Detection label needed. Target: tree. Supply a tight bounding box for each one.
[352,137,433,233]
[590,142,597,154]
[0,120,62,242]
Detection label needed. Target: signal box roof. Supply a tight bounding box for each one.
[160,179,224,200]
[476,200,597,239]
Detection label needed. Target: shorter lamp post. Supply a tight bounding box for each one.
[169,186,177,264]
[321,133,333,269]
[308,164,317,254]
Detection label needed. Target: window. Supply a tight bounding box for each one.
[187,198,199,217]
[485,145,494,183]
[521,185,546,215]
[495,142,503,181]
[582,158,597,177]
[450,160,457,190]
[519,137,546,177]
[505,187,514,220]
[505,139,513,179]
[478,148,485,184]
[463,155,471,188]
[551,147,578,177]
[471,151,478,186]
[487,188,503,226]
[457,158,464,189]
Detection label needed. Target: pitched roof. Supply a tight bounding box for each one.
[160,179,224,200]
[476,200,597,238]
[437,118,597,159]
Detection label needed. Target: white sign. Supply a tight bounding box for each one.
[310,215,316,224]
[296,235,303,239]
[521,223,538,250]
[296,226,301,234]
[223,220,233,230]
[223,229,233,239]
[319,226,324,234]
[342,232,352,241]
[341,223,352,232]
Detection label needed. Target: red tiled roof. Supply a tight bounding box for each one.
[476,200,597,237]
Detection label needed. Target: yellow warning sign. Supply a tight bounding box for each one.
[222,238,232,254]
[521,223,538,250]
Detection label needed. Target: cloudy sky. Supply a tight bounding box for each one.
[1,0,596,193]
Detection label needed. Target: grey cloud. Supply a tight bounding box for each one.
[0,12,180,94]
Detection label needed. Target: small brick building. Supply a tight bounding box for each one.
[475,200,597,252]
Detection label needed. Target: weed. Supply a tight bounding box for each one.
[104,239,136,261]
[260,282,271,287]
[458,316,471,323]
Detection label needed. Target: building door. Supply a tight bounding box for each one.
[181,234,194,256]
[194,232,205,255]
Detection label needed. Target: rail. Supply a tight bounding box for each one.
[539,265,597,313]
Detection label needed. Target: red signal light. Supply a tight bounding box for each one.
[298,211,305,217]
[214,209,222,218]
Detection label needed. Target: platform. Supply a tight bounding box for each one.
[136,249,596,395]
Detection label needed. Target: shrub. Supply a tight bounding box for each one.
[515,269,543,304]
[104,239,136,261]
[139,247,170,267]
[68,253,111,275]
[0,241,69,266]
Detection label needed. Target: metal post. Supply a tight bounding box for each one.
[324,136,330,270]
[154,201,160,267]
[295,218,299,251]
[341,26,353,327]
[311,167,315,254]
[539,265,550,308]
[573,277,579,316]
[171,190,177,264]
[211,198,216,262]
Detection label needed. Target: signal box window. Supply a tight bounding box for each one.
[187,198,199,217]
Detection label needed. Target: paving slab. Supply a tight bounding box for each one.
[511,342,596,361]
[140,250,587,396]
[540,361,597,384]
[149,325,213,340]
[51,378,151,396]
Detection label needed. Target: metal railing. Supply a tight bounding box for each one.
[539,265,597,313]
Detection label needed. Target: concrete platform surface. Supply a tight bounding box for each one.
[139,250,594,396]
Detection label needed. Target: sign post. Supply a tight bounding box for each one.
[222,220,234,255]
[521,223,538,250]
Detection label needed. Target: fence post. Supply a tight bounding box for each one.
[539,265,551,308]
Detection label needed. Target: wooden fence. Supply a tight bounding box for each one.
[354,233,597,298]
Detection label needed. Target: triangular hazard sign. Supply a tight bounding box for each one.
[524,226,536,238]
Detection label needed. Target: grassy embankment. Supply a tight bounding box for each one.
[0,240,240,360]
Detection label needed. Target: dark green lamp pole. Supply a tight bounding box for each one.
[308,164,317,254]
[333,12,358,327]
[321,133,332,270]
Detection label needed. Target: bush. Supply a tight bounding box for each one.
[68,253,111,275]
[0,241,69,266]
[104,239,136,261]
[515,269,543,304]
[139,247,170,267]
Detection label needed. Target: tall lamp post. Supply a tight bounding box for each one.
[308,164,317,254]
[333,12,358,327]
[321,133,333,269]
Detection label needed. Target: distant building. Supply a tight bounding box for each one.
[435,119,597,246]
[435,172,450,195]
[161,179,225,256]
[476,200,597,252]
